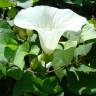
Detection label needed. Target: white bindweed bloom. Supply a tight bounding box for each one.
[14,6,87,54]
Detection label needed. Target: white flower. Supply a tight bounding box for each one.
[14,6,87,54]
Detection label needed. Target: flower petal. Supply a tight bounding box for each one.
[37,29,65,54]
[53,9,87,32]
[14,6,87,54]
[14,6,57,30]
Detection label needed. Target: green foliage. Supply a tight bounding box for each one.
[7,7,17,19]
[0,0,15,7]
[67,64,96,95]
[0,20,17,62]
[0,0,96,96]
[14,42,30,70]
[0,63,6,77]
[16,0,33,8]
[12,71,62,96]
[7,67,23,80]
[80,23,96,42]
[74,43,93,56]
[29,44,40,55]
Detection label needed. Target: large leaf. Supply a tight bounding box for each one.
[14,42,30,70]
[0,0,15,7]
[52,47,75,80]
[12,71,43,96]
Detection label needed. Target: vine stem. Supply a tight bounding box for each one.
[26,64,67,75]
[26,57,83,75]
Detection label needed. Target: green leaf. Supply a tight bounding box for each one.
[14,42,30,70]
[63,31,80,42]
[7,7,17,19]
[0,20,16,44]
[53,85,63,96]
[70,64,96,74]
[89,18,96,28]
[75,43,93,57]
[29,45,40,55]
[12,71,43,96]
[0,44,7,62]
[60,40,77,50]
[52,47,75,80]
[32,0,39,4]
[67,64,96,95]
[0,20,17,62]
[0,20,11,29]
[16,0,33,8]
[7,67,23,80]
[0,0,15,7]
[4,47,17,62]
[80,23,96,42]
[0,63,6,76]
[30,58,44,71]
[41,77,57,95]
[40,76,63,95]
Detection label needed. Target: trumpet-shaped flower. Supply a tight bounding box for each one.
[14,6,87,54]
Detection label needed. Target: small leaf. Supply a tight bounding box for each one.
[60,40,77,50]
[75,43,93,57]
[89,18,96,28]
[29,45,40,55]
[14,42,30,70]
[63,31,80,42]
[70,64,96,74]
[80,23,96,42]
[16,0,33,8]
